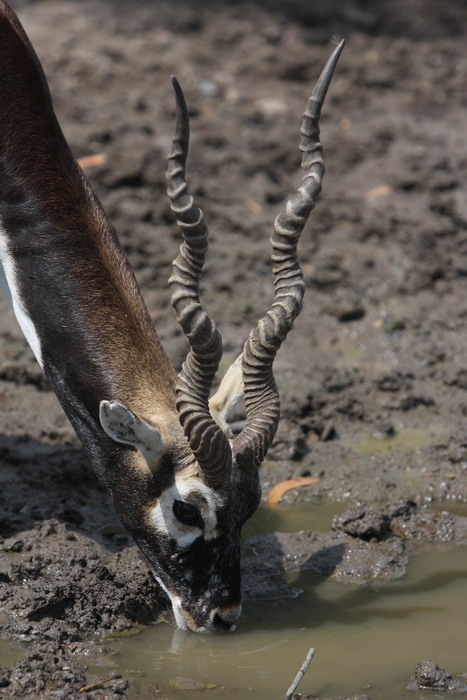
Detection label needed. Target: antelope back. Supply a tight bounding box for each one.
[0,3,177,425]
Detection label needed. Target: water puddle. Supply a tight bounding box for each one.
[89,505,467,699]
[433,501,467,518]
[0,638,23,667]
[331,340,367,365]
[242,500,346,539]
[346,425,444,457]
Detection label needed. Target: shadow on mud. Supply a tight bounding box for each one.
[242,527,467,634]
[0,431,121,546]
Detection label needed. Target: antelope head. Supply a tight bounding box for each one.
[100,44,344,631]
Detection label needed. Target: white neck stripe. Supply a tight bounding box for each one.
[0,229,44,368]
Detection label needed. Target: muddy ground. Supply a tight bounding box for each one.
[2,0,467,697]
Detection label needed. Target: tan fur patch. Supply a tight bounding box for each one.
[177,463,200,480]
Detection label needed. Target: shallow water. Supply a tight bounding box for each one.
[95,505,467,699]
[0,638,23,667]
[346,425,444,457]
[242,501,346,539]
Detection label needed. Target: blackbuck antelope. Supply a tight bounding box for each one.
[0,0,343,632]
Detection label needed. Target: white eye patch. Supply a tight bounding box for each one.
[149,476,224,548]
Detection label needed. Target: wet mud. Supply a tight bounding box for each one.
[2,0,467,697]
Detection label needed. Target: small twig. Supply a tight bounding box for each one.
[78,672,121,693]
[284,647,316,700]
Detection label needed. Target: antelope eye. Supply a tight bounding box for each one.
[173,500,202,527]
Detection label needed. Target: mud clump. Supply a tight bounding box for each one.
[243,501,467,600]
[1,647,128,699]
[409,660,467,692]
[0,521,165,643]
[243,526,409,592]
[331,501,467,548]
[331,506,390,541]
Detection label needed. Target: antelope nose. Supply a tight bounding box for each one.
[211,605,242,632]
[212,613,234,631]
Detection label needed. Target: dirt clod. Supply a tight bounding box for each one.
[332,507,390,541]
[410,660,467,692]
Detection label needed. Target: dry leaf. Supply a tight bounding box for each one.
[77,153,107,169]
[268,476,321,505]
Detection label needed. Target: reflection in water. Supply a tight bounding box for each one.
[95,505,467,700]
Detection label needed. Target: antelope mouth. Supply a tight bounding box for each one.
[170,595,242,633]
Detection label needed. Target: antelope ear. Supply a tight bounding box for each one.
[209,354,244,438]
[99,400,167,465]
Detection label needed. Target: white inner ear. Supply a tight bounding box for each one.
[99,400,166,465]
[209,354,244,438]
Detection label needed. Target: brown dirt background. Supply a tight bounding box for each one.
[2,0,467,697]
